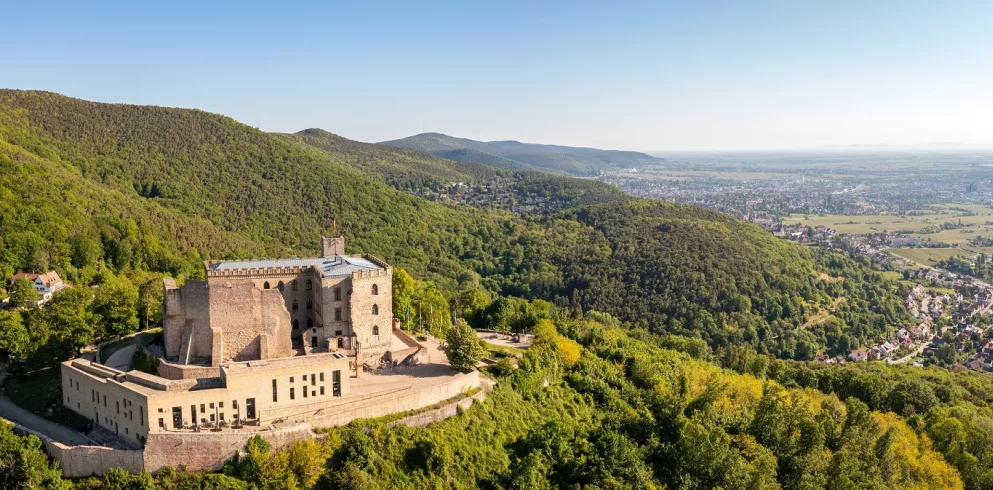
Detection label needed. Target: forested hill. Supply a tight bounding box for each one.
[381,131,663,176]
[0,89,907,358]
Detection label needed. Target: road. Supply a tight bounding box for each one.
[0,371,94,446]
[890,342,929,365]
[105,344,136,371]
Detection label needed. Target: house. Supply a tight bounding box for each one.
[897,328,910,340]
[9,271,66,306]
[848,348,869,362]
[982,339,993,355]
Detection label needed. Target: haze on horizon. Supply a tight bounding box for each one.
[2,1,991,152]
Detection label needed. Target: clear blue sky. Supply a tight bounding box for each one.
[2,1,991,150]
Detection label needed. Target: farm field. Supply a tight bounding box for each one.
[784,204,993,243]
[887,247,971,266]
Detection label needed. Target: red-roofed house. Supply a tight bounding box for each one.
[9,271,66,306]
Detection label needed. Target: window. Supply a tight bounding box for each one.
[303,387,308,398]
[333,370,342,397]
[334,308,342,321]
[334,287,341,301]
[311,374,316,386]
[319,372,325,382]
[219,402,224,408]
[172,407,182,429]
[278,281,285,291]
[246,398,256,419]
[320,386,325,396]
[292,280,298,291]
[306,299,313,310]
[272,380,278,402]
[290,388,295,400]
[140,410,143,426]
[290,376,294,383]
[117,401,120,414]
[307,318,314,329]
[372,304,379,315]
[335,330,343,336]
[293,319,299,330]
[306,279,312,291]
[159,418,164,428]
[201,404,205,413]
[292,300,299,311]
[372,284,378,295]
[302,374,307,381]
[373,325,379,335]
[263,281,270,290]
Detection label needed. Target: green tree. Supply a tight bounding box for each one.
[446,318,485,371]
[0,422,68,489]
[0,311,29,361]
[8,278,39,308]
[92,276,140,337]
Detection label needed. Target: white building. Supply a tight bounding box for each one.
[9,271,66,306]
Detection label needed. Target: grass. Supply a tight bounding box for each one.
[879,271,903,281]
[784,205,993,239]
[484,344,526,358]
[3,366,91,431]
[887,247,969,266]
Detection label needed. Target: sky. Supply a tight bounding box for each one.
[2,1,992,151]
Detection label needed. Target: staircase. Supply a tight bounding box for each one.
[177,322,194,365]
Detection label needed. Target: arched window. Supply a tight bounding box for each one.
[306,299,313,310]
[292,300,299,311]
[372,325,379,336]
[278,281,285,292]
[306,279,312,291]
[307,318,314,329]
[372,304,379,315]
[292,319,299,330]
[263,282,270,290]
[291,280,298,291]
[371,284,378,295]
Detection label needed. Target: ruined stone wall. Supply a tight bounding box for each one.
[143,423,312,473]
[348,269,392,362]
[213,272,323,349]
[163,279,210,361]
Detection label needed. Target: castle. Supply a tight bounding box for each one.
[57,237,482,474]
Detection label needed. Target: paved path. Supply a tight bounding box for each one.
[0,372,93,446]
[890,342,929,364]
[105,343,137,371]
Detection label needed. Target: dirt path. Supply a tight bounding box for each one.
[0,372,94,446]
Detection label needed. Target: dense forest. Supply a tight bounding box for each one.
[0,90,909,359]
[3,309,981,489]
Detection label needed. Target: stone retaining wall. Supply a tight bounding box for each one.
[143,423,312,473]
[5,419,143,477]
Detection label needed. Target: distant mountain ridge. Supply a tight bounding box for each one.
[380,132,663,175]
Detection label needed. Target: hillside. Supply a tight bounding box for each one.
[282,128,507,187]
[0,90,906,358]
[381,131,663,176]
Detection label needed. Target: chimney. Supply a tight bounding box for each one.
[321,236,345,257]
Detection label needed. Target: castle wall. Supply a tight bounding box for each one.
[319,276,352,347]
[349,269,393,361]
[143,423,312,473]
[62,361,152,447]
[7,422,144,477]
